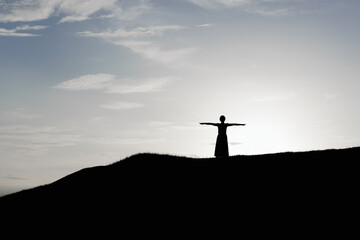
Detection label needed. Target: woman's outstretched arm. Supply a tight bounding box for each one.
[227,123,246,126]
[200,122,218,126]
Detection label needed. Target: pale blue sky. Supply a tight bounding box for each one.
[1,0,360,195]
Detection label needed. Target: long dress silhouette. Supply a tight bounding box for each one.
[200,115,246,158]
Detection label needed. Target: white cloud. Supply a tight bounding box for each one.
[54,73,115,90]
[15,25,48,31]
[58,0,117,23]
[196,23,214,27]
[59,15,89,23]
[113,1,150,21]
[100,101,144,110]
[113,40,196,64]
[93,136,165,145]
[92,116,106,122]
[188,0,249,9]
[0,29,37,37]
[0,0,120,23]
[106,77,173,94]
[2,108,40,119]
[0,122,162,157]
[88,0,150,21]
[147,121,200,132]
[187,0,318,16]
[0,25,47,37]
[0,125,83,156]
[0,0,59,22]
[148,121,173,127]
[78,25,195,64]
[247,6,292,16]
[55,74,173,93]
[79,25,186,39]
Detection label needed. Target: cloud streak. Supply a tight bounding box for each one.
[106,77,174,94]
[54,73,173,94]
[113,40,196,64]
[78,25,186,39]
[100,101,144,110]
[0,0,123,23]
[0,125,83,156]
[54,73,114,90]
[0,123,167,157]
[0,0,58,22]
[78,25,196,64]
[187,0,248,9]
[54,74,175,112]
[3,108,40,119]
[187,0,324,16]
[57,0,117,23]
[0,25,47,37]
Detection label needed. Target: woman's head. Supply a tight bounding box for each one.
[220,115,226,123]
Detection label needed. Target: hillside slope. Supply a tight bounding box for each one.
[1,147,358,218]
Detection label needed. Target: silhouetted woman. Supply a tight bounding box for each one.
[200,115,245,158]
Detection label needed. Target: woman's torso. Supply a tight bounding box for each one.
[217,123,227,135]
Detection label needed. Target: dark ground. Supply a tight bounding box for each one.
[1,147,358,235]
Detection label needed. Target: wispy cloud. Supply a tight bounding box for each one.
[57,0,117,23]
[93,136,166,145]
[188,0,249,9]
[2,108,40,119]
[187,0,324,16]
[0,122,164,156]
[251,93,295,102]
[111,1,150,21]
[0,0,58,22]
[0,25,47,37]
[54,73,115,90]
[54,74,174,112]
[79,25,186,39]
[148,121,200,131]
[0,125,83,156]
[54,73,173,93]
[78,25,195,64]
[113,40,196,64]
[100,101,144,110]
[0,0,139,23]
[196,23,214,27]
[4,175,27,181]
[106,77,174,94]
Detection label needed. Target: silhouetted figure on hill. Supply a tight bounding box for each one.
[200,115,246,158]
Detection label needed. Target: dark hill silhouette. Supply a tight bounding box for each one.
[1,147,358,235]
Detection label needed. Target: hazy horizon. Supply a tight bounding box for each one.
[1,0,360,195]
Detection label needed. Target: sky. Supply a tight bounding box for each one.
[1,0,360,195]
